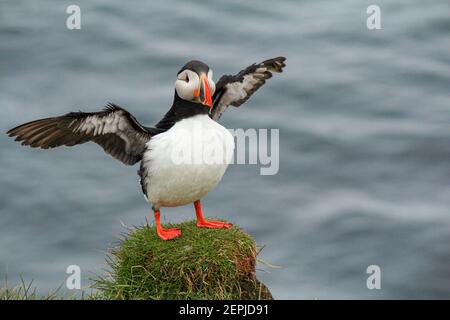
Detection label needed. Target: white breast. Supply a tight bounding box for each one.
[142,114,234,209]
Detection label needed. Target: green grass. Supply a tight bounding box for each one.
[0,277,101,300]
[92,220,273,300]
[0,279,48,300]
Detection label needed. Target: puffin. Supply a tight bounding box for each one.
[6,57,286,240]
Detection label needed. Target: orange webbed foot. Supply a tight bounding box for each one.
[157,227,181,240]
[197,220,233,229]
[194,200,232,229]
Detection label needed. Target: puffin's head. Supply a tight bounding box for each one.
[175,60,215,108]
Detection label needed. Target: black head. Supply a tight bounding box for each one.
[175,60,215,108]
[178,60,210,76]
[155,60,216,129]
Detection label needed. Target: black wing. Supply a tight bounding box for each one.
[6,103,153,165]
[210,57,286,121]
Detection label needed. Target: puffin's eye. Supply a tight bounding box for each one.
[177,71,189,82]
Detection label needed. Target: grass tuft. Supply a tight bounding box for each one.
[0,276,62,300]
[92,220,273,300]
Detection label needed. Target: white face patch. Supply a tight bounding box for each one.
[175,69,216,102]
[175,70,199,101]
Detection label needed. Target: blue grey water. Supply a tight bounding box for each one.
[1,0,449,299]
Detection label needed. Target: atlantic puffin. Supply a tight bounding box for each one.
[7,57,286,240]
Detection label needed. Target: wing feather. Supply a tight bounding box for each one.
[210,57,286,121]
[6,103,152,165]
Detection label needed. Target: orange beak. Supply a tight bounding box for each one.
[194,74,212,108]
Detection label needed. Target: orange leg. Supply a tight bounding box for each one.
[194,200,233,229]
[154,210,181,240]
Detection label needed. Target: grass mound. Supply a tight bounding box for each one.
[93,220,273,300]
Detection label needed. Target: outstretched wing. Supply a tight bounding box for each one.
[6,103,152,165]
[210,56,286,121]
